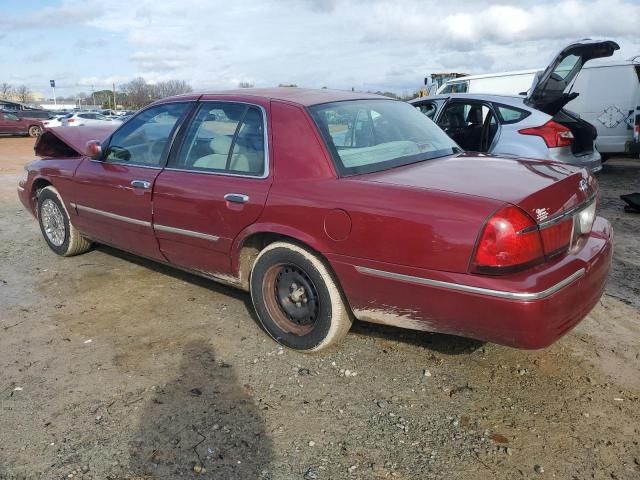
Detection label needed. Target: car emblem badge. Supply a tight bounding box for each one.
[535,208,549,222]
[579,179,588,192]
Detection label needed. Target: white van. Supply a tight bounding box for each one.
[437,69,538,96]
[437,56,640,156]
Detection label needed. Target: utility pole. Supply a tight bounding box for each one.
[91,85,96,108]
[112,83,117,111]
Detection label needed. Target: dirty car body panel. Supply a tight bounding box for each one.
[18,88,613,350]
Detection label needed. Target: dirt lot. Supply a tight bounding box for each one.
[1,136,639,480]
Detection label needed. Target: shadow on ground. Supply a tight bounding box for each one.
[96,245,484,356]
[128,340,273,479]
[351,321,485,355]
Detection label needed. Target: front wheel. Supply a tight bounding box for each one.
[250,241,352,352]
[28,125,42,137]
[37,186,91,256]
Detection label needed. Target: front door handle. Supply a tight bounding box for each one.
[224,193,249,204]
[131,180,151,189]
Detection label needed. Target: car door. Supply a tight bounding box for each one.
[0,112,23,134]
[152,99,272,278]
[436,100,499,152]
[71,101,193,260]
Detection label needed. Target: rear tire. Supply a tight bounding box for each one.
[28,125,42,137]
[37,186,91,256]
[250,241,352,352]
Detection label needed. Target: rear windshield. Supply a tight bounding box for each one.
[309,100,459,176]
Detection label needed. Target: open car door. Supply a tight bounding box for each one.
[526,39,619,115]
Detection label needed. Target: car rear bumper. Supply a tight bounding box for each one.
[329,216,612,349]
[548,147,602,172]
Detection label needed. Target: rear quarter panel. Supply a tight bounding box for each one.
[250,100,504,274]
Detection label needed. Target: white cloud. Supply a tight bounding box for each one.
[6,0,640,94]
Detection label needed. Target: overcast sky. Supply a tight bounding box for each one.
[2,0,639,97]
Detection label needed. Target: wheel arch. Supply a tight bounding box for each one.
[231,224,333,291]
[29,177,53,215]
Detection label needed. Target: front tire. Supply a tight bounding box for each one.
[250,241,352,352]
[37,186,91,256]
[28,125,42,137]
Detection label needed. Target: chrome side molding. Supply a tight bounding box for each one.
[355,266,586,301]
[154,224,219,242]
[73,203,151,227]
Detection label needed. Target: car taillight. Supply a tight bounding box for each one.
[472,206,544,274]
[67,118,75,123]
[519,120,574,148]
[472,200,597,275]
[539,218,572,257]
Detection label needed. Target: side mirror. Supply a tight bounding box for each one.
[85,140,102,160]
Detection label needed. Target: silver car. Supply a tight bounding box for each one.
[410,39,620,173]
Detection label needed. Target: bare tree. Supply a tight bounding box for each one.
[0,82,13,99]
[238,81,254,88]
[122,77,152,108]
[153,80,193,99]
[15,85,32,103]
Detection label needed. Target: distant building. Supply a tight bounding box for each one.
[0,99,32,111]
[37,100,102,111]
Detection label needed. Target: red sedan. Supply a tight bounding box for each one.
[17,89,612,351]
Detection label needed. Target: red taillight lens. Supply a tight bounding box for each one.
[519,120,574,148]
[67,118,75,123]
[539,218,572,257]
[472,206,544,274]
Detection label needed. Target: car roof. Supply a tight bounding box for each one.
[410,93,530,106]
[166,88,390,107]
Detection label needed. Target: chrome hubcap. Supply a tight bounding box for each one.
[41,199,66,246]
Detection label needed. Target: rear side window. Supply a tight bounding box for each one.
[170,102,266,177]
[495,104,530,124]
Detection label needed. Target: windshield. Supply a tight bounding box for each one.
[309,100,459,176]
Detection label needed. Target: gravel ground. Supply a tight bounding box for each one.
[0,137,639,480]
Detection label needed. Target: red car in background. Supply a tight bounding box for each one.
[0,110,44,137]
[17,88,612,351]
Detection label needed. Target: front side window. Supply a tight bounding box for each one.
[103,103,189,167]
[309,100,458,176]
[170,102,266,176]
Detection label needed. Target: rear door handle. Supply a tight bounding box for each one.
[131,180,151,189]
[224,193,249,204]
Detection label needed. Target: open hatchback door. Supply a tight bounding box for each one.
[526,39,620,115]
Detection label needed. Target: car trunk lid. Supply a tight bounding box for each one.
[525,39,619,115]
[356,153,597,223]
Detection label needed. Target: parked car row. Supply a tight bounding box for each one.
[412,39,623,172]
[434,41,640,158]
